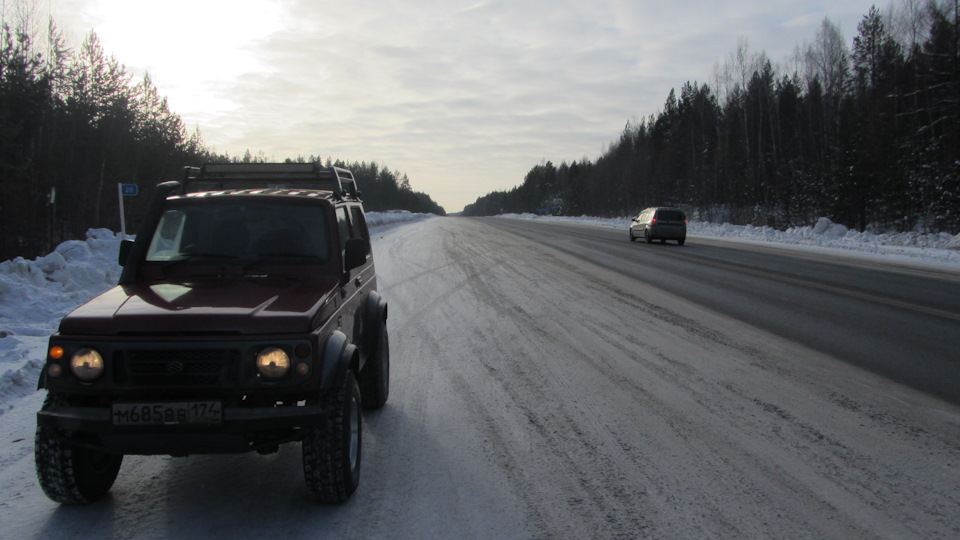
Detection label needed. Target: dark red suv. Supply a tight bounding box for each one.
[35,163,389,504]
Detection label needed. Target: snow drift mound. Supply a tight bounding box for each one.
[0,228,123,337]
[0,229,124,407]
[366,210,434,229]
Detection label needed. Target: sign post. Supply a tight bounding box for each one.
[118,183,138,237]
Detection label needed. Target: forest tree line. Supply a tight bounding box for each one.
[287,156,445,216]
[464,1,960,236]
[0,6,443,261]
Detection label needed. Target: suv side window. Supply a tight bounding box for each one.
[349,206,369,241]
[349,206,371,252]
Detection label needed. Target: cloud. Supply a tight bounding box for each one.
[55,0,881,211]
[205,0,654,205]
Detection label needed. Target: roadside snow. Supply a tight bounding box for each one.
[502,214,960,267]
[0,228,124,409]
[365,210,434,228]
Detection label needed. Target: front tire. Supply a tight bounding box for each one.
[35,393,123,504]
[303,370,362,503]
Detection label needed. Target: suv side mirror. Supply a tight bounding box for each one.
[119,240,134,267]
[344,238,367,272]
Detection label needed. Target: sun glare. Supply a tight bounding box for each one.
[84,0,287,115]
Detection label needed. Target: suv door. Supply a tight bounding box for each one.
[337,205,376,343]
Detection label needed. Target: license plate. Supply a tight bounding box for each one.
[112,401,222,426]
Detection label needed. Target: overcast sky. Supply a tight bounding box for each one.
[53,0,883,212]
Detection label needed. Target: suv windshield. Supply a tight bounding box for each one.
[145,199,331,264]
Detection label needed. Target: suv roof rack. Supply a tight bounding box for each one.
[179,163,360,200]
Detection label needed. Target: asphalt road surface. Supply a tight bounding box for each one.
[484,217,960,406]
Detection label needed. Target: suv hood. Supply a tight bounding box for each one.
[58,277,339,336]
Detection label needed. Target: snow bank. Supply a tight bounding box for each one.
[366,210,435,229]
[0,229,124,407]
[0,229,124,335]
[503,214,960,266]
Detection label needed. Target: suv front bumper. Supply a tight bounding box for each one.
[37,402,327,455]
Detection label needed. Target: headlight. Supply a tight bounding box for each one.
[70,348,104,382]
[256,347,290,380]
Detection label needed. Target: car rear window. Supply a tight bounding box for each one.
[656,210,684,221]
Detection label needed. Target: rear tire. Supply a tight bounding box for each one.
[678,238,685,246]
[360,325,389,410]
[35,394,123,504]
[644,230,652,244]
[303,370,362,503]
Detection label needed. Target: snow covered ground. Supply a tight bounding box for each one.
[0,212,960,538]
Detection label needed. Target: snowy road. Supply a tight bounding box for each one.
[2,216,959,538]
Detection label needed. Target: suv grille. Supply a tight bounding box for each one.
[118,349,240,387]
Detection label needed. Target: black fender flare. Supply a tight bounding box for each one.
[320,330,359,392]
[361,291,388,368]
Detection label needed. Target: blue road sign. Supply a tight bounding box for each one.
[121,184,138,196]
